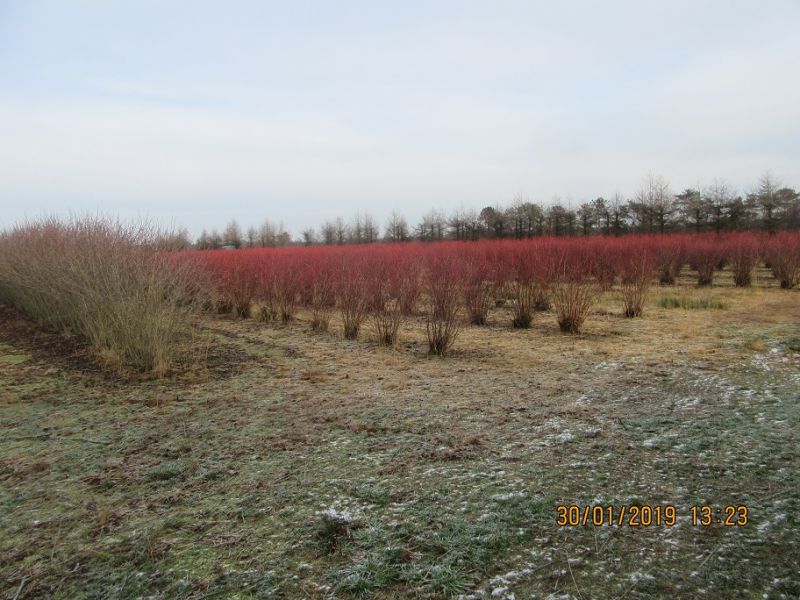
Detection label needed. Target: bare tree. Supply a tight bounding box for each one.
[675,188,706,233]
[609,193,629,236]
[362,213,379,244]
[447,207,471,241]
[478,206,507,239]
[749,172,782,234]
[630,174,672,233]
[705,180,735,233]
[577,202,595,236]
[301,228,317,246]
[334,217,348,245]
[320,221,336,245]
[547,201,570,237]
[349,213,364,244]
[416,210,446,241]
[222,219,243,248]
[256,220,291,246]
[245,226,257,248]
[384,211,410,242]
[196,229,210,249]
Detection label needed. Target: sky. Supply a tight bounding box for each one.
[1,1,799,238]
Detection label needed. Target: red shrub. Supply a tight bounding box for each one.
[688,237,725,286]
[395,252,422,315]
[366,253,405,345]
[272,251,302,321]
[303,252,336,331]
[509,245,539,328]
[462,247,497,325]
[614,240,657,317]
[763,231,800,289]
[336,254,370,340]
[201,251,259,317]
[190,231,787,343]
[424,248,463,355]
[725,233,760,288]
[549,243,601,333]
[654,236,687,285]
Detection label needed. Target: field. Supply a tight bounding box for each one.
[1,257,799,599]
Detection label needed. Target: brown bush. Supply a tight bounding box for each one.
[0,217,201,374]
[533,287,551,311]
[551,280,600,333]
[511,280,535,328]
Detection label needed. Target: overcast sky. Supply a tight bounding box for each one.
[1,1,799,238]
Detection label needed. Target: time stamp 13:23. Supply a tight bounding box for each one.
[555,504,750,527]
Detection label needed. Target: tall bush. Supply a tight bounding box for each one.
[0,217,200,374]
[424,250,463,355]
[549,245,600,333]
[764,232,800,289]
[616,242,656,317]
[336,255,370,340]
[726,234,759,288]
[462,249,496,325]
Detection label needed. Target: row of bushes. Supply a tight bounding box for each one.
[0,218,200,374]
[1,220,796,368]
[190,231,800,355]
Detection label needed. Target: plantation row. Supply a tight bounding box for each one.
[192,231,800,355]
[1,220,798,373]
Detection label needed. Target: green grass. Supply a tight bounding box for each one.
[0,353,29,365]
[785,335,800,352]
[659,294,728,310]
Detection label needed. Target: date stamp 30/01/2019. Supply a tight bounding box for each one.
[555,504,750,527]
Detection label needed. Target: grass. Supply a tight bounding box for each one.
[659,294,728,310]
[1,277,799,598]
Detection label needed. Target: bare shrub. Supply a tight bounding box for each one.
[463,251,496,325]
[372,299,403,345]
[690,240,725,287]
[551,280,600,333]
[396,255,421,316]
[336,257,369,340]
[763,232,800,289]
[272,258,300,322]
[511,280,535,328]
[424,251,462,355]
[656,238,686,285]
[727,235,759,288]
[0,216,201,374]
[617,244,656,318]
[367,257,405,346]
[306,259,335,332]
[509,247,540,329]
[550,247,600,333]
[533,287,551,311]
[204,252,259,318]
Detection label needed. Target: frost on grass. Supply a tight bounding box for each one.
[313,502,364,553]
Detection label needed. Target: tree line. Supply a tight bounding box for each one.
[185,172,799,249]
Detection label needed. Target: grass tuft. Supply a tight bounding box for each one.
[659,295,727,310]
